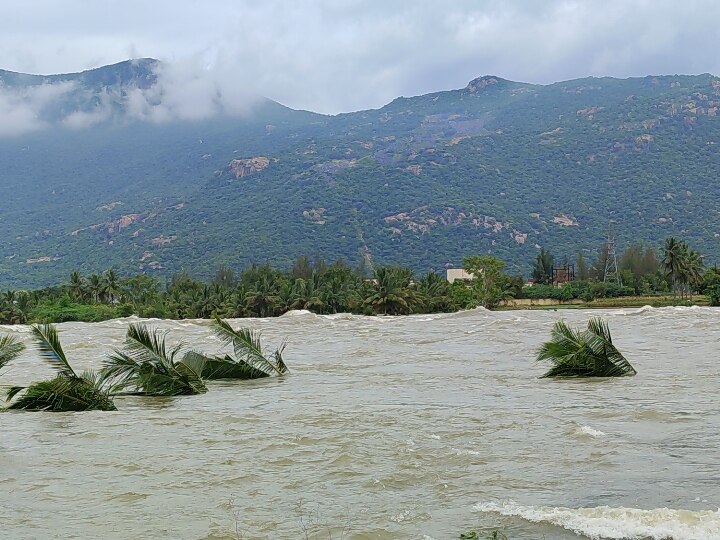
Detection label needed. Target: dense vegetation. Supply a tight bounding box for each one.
[5,324,116,411]
[2,61,720,289]
[0,236,716,325]
[536,318,636,378]
[1,319,286,411]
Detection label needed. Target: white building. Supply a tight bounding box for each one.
[446,268,475,284]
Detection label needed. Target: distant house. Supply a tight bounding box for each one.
[446,268,475,284]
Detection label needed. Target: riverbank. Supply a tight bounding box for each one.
[499,294,710,310]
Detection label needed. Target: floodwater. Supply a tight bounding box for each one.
[1,307,719,539]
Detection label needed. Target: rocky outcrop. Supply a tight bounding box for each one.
[96,201,123,211]
[552,214,578,227]
[26,256,60,264]
[302,208,326,225]
[229,156,270,178]
[384,206,509,235]
[466,76,499,93]
[150,235,176,246]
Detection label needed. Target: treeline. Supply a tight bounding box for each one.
[0,258,479,324]
[530,238,720,303]
[1,237,718,324]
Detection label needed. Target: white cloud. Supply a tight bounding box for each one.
[0,81,78,136]
[0,0,719,123]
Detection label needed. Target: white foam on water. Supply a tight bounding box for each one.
[452,447,482,456]
[474,501,720,539]
[579,425,606,438]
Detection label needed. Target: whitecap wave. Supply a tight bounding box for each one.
[579,426,606,438]
[474,501,720,539]
[279,309,316,317]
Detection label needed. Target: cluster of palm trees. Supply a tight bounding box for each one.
[0,290,34,323]
[1,263,470,324]
[0,318,288,412]
[661,237,704,300]
[69,270,122,304]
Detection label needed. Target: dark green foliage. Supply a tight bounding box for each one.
[520,280,635,301]
[532,248,554,284]
[0,335,25,371]
[662,237,704,299]
[6,374,116,412]
[180,317,288,380]
[536,318,636,378]
[5,324,116,411]
[101,323,207,396]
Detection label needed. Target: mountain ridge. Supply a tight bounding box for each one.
[1,61,720,288]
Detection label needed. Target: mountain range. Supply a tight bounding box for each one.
[1,59,719,288]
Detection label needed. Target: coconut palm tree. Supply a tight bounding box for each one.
[68,271,87,302]
[88,274,105,304]
[536,317,636,378]
[686,249,704,299]
[101,323,207,396]
[181,317,288,380]
[5,324,116,411]
[662,237,688,299]
[103,269,121,304]
[0,334,25,373]
[363,267,419,315]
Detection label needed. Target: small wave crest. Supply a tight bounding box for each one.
[474,501,720,539]
[578,426,606,438]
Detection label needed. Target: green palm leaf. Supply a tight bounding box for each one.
[536,317,636,378]
[101,323,207,396]
[124,323,182,372]
[181,350,270,380]
[0,335,25,371]
[212,317,281,375]
[100,351,144,392]
[6,376,116,411]
[31,324,76,378]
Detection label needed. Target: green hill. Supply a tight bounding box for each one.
[1,62,719,288]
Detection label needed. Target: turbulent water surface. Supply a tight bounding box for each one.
[1,307,719,539]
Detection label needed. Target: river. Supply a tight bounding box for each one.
[1,307,719,539]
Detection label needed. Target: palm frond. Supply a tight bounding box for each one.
[31,324,76,378]
[6,375,116,411]
[135,366,207,396]
[100,324,206,396]
[179,350,210,378]
[536,317,636,378]
[125,323,182,371]
[212,317,280,375]
[273,342,289,375]
[6,385,25,401]
[180,350,270,380]
[100,351,144,392]
[0,335,25,371]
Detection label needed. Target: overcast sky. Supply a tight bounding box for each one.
[1,0,719,114]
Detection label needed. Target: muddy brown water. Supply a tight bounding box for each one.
[1,307,719,539]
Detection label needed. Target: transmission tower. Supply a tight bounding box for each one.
[603,221,621,286]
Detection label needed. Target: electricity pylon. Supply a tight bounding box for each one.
[603,221,621,286]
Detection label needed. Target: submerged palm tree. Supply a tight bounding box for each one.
[0,334,25,373]
[536,318,636,378]
[6,324,116,411]
[101,323,207,396]
[181,317,288,380]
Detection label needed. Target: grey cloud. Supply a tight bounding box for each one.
[0,0,719,120]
